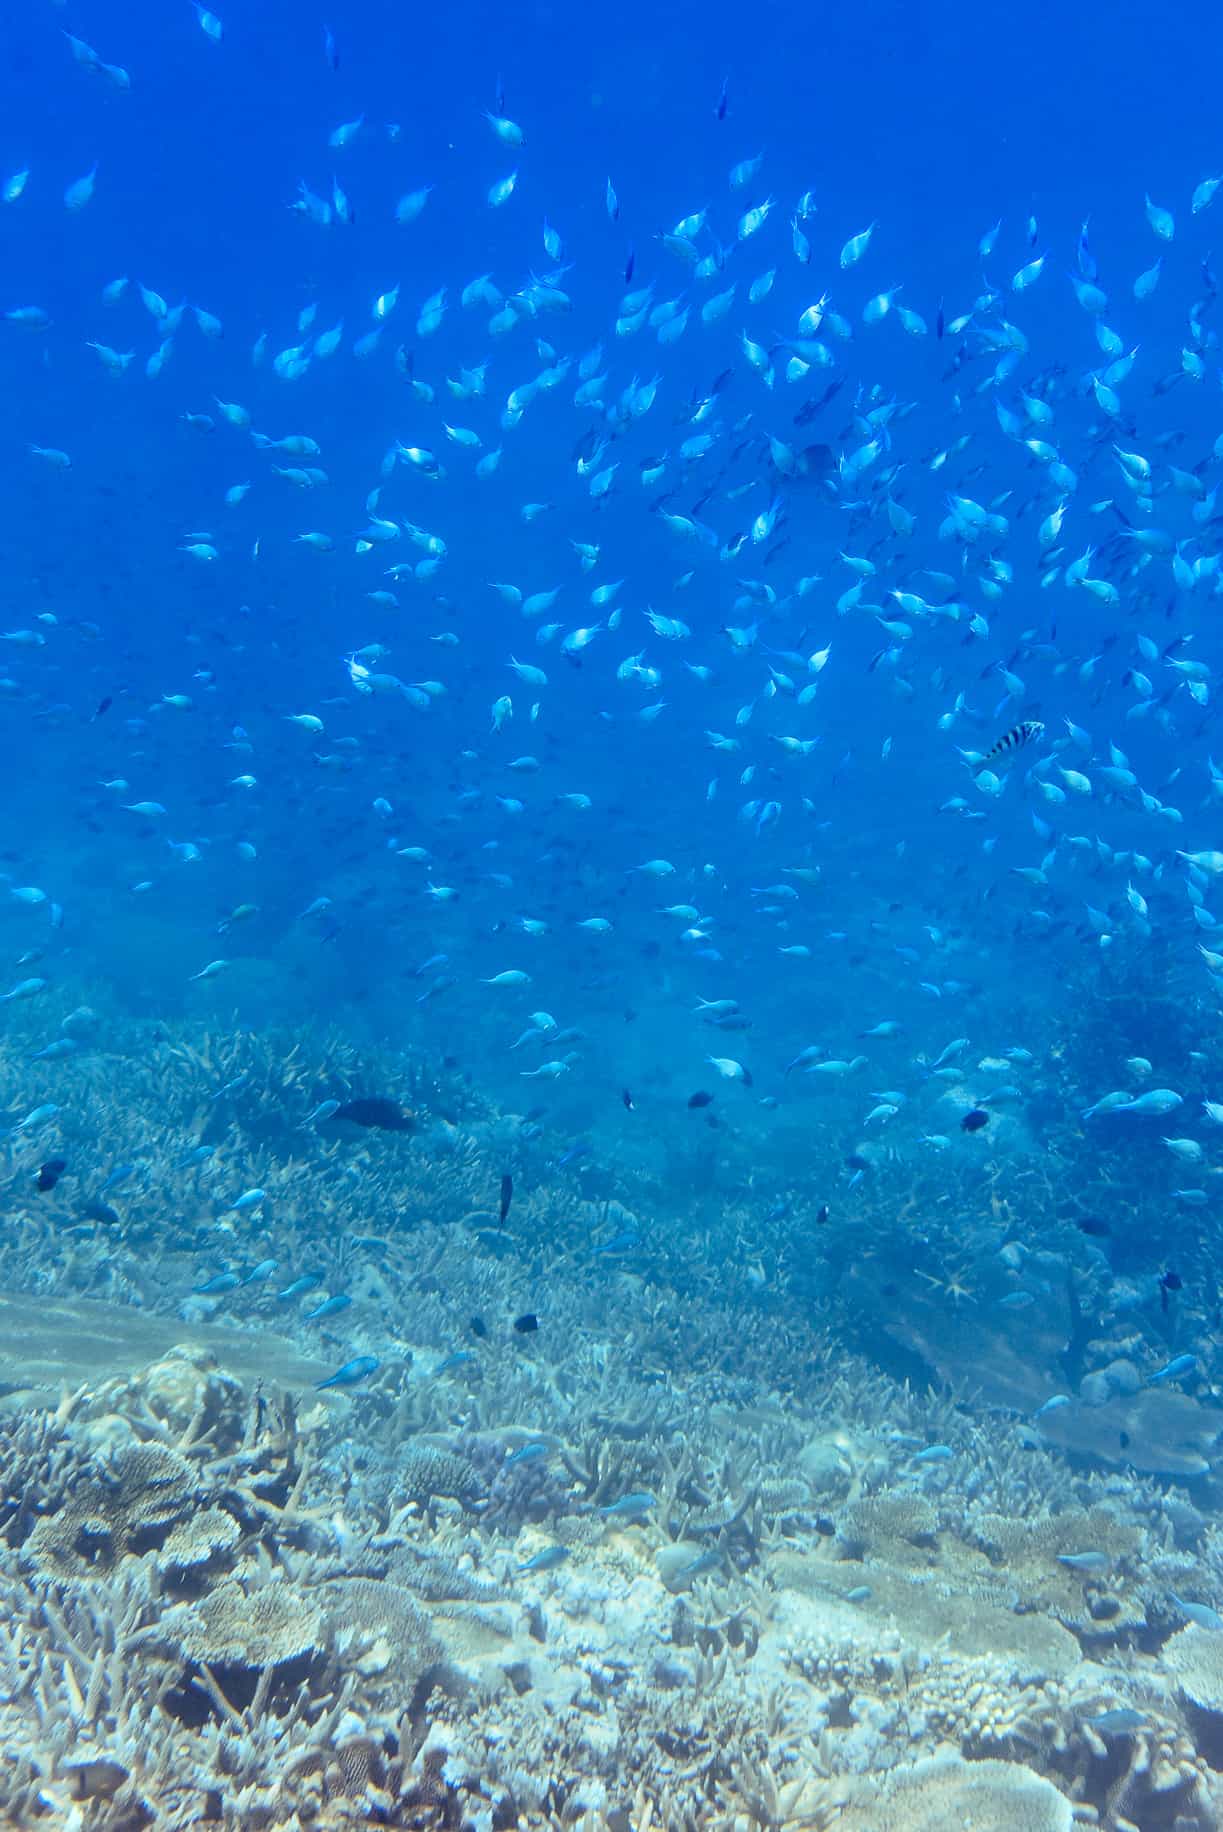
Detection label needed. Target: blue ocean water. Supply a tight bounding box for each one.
[4,0,1223,1819]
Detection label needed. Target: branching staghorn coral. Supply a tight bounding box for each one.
[0,1392,95,1548]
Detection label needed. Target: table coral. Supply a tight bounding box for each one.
[837,1752,1075,1832]
[23,1442,198,1576]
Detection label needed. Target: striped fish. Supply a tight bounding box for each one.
[974,718,1045,773]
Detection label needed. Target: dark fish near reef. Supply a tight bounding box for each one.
[513,1312,539,1333]
[35,1158,67,1191]
[518,1544,569,1572]
[241,1258,278,1285]
[675,1548,722,1584]
[687,1090,714,1108]
[1170,1593,1223,1630]
[316,1353,380,1390]
[279,1272,323,1299]
[1057,1550,1110,1573]
[176,1144,215,1170]
[195,1271,240,1294]
[99,1162,138,1193]
[210,1073,250,1103]
[305,1293,352,1321]
[598,1491,655,1519]
[505,1439,549,1467]
[1089,1708,1147,1736]
[499,1172,513,1224]
[78,1198,120,1224]
[1149,1352,1196,1386]
[432,1349,473,1375]
[961,1108,990,1132]
[300,1099,340,1128]
[598,1227,640,1254]
[331,1097,414,1131]
[973,719,1045,774]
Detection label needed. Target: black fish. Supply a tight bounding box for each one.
[78,1198,120,1224]
[815,1203,830,1225]
[1075,1216,1111,1237]
[715,76,728,120]
[622,1087,634,1110]
[499,1173,512,1225]
[1160,1268,1183,1314]
[35,1158,67,1192]
[961,1108,990,1133]
[469,1314,487,1338]
[93,695,112,720]
[687,1090,714,1108]
[513,1312,538,1334]
[332,1097,414,1131]
[624,245,635,285]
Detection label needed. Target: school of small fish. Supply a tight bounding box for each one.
[6,16,1223,1232]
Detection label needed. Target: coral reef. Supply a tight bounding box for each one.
[1166,1621,1223,1718]
[24,1442,199,1576]
[2,1013,1223,1826]
[837,1753,1075,1832]
[165,1576,326,1668]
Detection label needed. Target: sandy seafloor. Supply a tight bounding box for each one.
[1,973,1223,1832]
